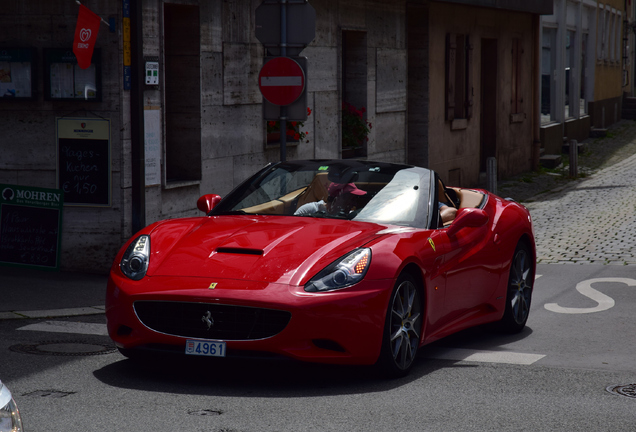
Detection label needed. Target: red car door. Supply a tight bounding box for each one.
[438,209,502,322]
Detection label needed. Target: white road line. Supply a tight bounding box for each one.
[15,321,545,365]
[425,347,545,365]
[17,321,108,336]
[544,277,635,314]
[0,306,105,320]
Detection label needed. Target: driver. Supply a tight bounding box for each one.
[327,182,367,215]
[294,182,367,216]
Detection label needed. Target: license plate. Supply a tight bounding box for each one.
[185,339,226,357]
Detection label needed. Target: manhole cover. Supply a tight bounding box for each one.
[606,384,636,398]
[9,340,117,356]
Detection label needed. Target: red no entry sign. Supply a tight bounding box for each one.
[258,57,305,106]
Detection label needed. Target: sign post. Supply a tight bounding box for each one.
[256,0,315,161]
[258,56,305,106]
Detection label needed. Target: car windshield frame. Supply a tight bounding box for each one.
[210,160,436,228]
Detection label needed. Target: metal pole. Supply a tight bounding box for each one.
[487,157,497,195]
[279,0,288,162]
[130,0,145,233]
[569,139,578,178]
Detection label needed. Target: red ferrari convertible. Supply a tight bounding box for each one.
[106,159,536,377]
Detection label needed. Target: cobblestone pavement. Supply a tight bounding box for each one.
[497,120,636,265]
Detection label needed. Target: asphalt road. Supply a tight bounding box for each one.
[1,261,635,432]
[3,121,636,431]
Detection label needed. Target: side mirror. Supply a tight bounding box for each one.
[447,208,488,237]
[197,194,222,214]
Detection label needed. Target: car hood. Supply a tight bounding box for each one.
[146,215,385,286]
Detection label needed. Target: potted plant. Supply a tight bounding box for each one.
[267,107,312,144]
[342,102,372,158]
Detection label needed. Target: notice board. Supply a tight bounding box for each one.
[144,107,161,186]
[44,48,101,101]
[0,48,36,99]
[0,184,64,270]
[56,117,111,206]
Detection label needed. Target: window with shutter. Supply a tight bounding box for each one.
[446,33,456,121]
[511,38,523,115]
[445,33,473,125]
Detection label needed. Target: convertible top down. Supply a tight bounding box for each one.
[106,159,536,376]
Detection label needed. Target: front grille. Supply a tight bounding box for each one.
[134,301,291,341]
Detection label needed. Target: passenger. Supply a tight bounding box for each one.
[439,201,457,225]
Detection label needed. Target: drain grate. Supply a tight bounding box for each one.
[606,384,636,398]
[188,409,224,416]
[9,340,117,356]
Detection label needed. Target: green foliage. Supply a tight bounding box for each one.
[342,102,371,149]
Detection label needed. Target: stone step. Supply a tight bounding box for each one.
[622,109,636,119]
[562,141,586,154]
[539,154,562,169]
[590,128,607,138]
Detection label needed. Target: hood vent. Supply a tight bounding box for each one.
[216,247,263,256]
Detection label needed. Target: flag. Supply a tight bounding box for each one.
[73,4,101,69]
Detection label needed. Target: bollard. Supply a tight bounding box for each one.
[569,139,578,178]
[486,157,497,195]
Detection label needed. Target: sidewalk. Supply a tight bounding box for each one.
[1,119,635,319]
[497,119,636,265]
[0,265,106,319]
[499,119,636,203]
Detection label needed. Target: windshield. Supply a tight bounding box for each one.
[211,160,435,228]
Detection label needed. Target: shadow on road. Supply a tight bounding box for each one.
[93,324,532,397]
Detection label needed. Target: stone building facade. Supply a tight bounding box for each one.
[540,0,630,154]
[0,0,551,272]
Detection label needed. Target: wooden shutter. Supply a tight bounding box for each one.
[465,35,474,119]
[511,38,523,114]
[446,33,456,121]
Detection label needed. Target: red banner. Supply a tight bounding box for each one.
[73,4,101,69]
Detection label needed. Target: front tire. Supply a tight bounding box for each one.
[377,273,423,378]
[498,242,534,333]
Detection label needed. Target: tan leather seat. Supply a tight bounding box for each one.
[296,172,330,207]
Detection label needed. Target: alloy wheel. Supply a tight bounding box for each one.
[389,278,422,371]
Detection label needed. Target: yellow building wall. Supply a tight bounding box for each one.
[594,0,624,102]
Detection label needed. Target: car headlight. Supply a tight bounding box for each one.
[0,380,23,432]
[305,248,371,292]
[120,235,150,280]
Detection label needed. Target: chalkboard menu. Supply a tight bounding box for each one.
[56,117,111,206]
[0,184,64,270]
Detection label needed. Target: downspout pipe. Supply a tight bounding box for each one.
[532,13,541,171]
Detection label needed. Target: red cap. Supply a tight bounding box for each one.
[328,182,367,196]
